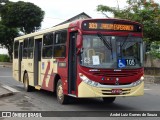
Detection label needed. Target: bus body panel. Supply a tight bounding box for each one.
[41,58,57,91]
[21,59,34,85]
[13,59,19,81]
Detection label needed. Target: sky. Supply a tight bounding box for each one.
[10,0,128,29]
[8,0,160,30]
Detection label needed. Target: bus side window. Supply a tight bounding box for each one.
[14,41,19,59]
[42,33,53,58]
[28,37,34,58]
[53,30,67,57]
[23,38,28,58]
[22,37,34,59]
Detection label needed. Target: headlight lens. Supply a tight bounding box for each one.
[132,79,143,87]
[79,73,99,87]
[140,76,144,80]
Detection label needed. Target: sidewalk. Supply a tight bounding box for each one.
[0,62,12,68]
[0,83,14,98]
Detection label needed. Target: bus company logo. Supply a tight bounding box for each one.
[115,78,119,85]
[2,112,11,117]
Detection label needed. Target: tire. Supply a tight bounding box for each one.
[103,97,116,104]
[56,80,69,104]
[23,73,33,92]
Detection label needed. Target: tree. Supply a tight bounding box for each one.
[97,0,160,42]
[0,0,44,59]
[1,1,44,34]
[0,22,18,58]
[0,0,8,9]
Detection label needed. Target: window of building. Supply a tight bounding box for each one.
[53,30,67,57]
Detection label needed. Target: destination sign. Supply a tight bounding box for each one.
[82,20,142,32]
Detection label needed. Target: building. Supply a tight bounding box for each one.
[54,12,91,26]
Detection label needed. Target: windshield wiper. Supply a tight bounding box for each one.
[97,32,111,50]
[121,33,132,49]
[119,33,132,58]
[97,32,113,59]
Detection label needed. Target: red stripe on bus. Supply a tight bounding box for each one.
[42,61,50,84]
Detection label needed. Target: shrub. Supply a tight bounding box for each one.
[0,54,10,62]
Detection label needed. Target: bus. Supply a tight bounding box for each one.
[13,18,144,104]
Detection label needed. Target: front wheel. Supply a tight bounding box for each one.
[103,97,116,104]
[56,80,69,104]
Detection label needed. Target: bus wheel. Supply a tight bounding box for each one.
[56,80,69,104]
[24,73,32,92]
[103,97,116,104]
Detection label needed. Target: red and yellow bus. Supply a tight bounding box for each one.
[13,18,144,104]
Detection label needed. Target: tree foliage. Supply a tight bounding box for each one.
[0,0,44,58]
[97,0,160,42]
[150,41,160,59]
[1,1,44,34]
[0,22,18,57]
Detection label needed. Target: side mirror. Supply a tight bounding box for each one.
[76,34,82,48]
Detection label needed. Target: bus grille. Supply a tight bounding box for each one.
[100,82,132,85]
[102,89,131,95]
[92,69,141,77]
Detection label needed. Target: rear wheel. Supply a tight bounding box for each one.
[56,80,69,104]
[24,73,33,92]
[103,97,116,104]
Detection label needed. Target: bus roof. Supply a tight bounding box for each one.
[14,22,71,41]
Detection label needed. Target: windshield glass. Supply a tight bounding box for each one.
[80,35,143,69]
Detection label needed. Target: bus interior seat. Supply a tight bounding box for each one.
[86,49,104,63]
[87,49,95,59]
[95,52,104,63]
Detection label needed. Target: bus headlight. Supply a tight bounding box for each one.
[140,76,144,80]
[79,73,99,87]
[132,79,143,87]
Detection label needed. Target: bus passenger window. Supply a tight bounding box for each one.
[53,30,67,57]
[42,33,53,58]
[14,41,19,59]
[28,37,34,58]
[23,38,28,58]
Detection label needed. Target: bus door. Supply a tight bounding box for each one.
[68,32,78,94]
[34,38,42,86]
[18,42,23,81]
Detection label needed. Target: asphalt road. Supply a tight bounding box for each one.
[0,66,160,119]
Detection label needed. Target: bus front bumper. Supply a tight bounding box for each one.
[78,81,144,98]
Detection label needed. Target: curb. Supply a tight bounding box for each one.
[0,92,14,98]
[0,84,16,98]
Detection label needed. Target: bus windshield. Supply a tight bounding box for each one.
[80,35,143,69]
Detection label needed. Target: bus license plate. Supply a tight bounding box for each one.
[111,89,122,94]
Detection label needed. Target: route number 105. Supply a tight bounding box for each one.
[126,59,135,66]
